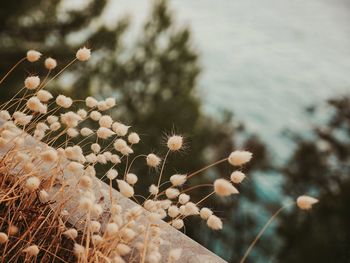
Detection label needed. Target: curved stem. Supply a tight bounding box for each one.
[187,158,228,180]
[240,203,295,263]
[0,57,26,85]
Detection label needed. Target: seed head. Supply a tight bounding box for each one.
[44,57,57,70]
[200,207,213,220]
[230,171,246,184]
[63,228,78,240]
[297,195,319,210]
[214,179,239,196]
[126,173,138,185]
[76,47,91,61]
[207,215,223,230]
[56,95,73,108]
[167,135,183,151]
[117,180,134,198]
[23,245,39,256]
[128,132,140,144]
[85,96,98,108]
[228,150,252,166]
[27,50,41,62]
[0,232,8,244]
[146,153,161,167]
[25,176,40,191]
[24,76,40,89]
[37,90,53,102]
[170,174,187,186]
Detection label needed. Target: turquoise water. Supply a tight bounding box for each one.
[105,0,350,159]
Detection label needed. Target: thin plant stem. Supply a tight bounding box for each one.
[240,203,295,263]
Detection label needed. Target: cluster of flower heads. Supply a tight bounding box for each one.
[0,48,318,263]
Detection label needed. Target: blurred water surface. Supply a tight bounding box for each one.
[107,0,350,160]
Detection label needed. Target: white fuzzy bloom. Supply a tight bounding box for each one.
[90,110,102,121]
[146,153,161,167]
[97,101,108,111]
[36,122,49,132]
[168,205,180,218]
[13,112,32,126]
[67,128,79,137]
[106,223,119,236]
[92,235,103,245]
[228,151,252,166]
[112,122,130,136]
[184,202,199,216]
[27,50,41,62]
[0,110,10,121]
[50,122,61,131]
[110,154,121,164]
[23,245,39,256]
[167,135,183,151]
[172,219,184,229]
[166,188,180,199]
[85,153,97,163]
[113,138,127,151]
[39,190,50,203]
[56,95,73,108]
[79,175,92,189]
[90,221,101,233]
[24,76,40,89]
[80,127,93,137]
[207,215,223,230]
[116,243,131,256]
[73,243,85,258]
[128,132,140,144]
[97,154,107,164]
[37,90,53,102]
[67,161,84,176]
[99,115,113,128]
[77,109,87,119]
[41,149,58,163]
[178,193,190,205]
[85,96,98,108]
[97,127,115,139]
[47,115,58,124]
[33,129,44,140]
[76,47,91,61]
[26,96,44,112]
[230,171,246,184]
[60,112,81,127]
[126,173,138,185]
[25,176,40,191]
[296,195,319,210]
[79,197,94,212]
[63,228,78,240]
[200,207,213,220]
[0,233,8,244]
[44,57,57,70]
[117,180,134,197]
[170,174,187,186]
[107,169,118,180]
[168,248,182,262]
[91,143,101,153]
[149,184,159,195]
[214,179,239,196]
[105,97,116,108]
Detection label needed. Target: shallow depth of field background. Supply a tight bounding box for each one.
[1,0,350,262]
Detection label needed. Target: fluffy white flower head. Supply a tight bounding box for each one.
[76,47,91,61]
[27,50,41,62]
[214,178,239,196]
[296,195,319,210]
[45,57,57,70]
[228,150,252,166]
[167,135,183,151]
[24,76,40,89]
